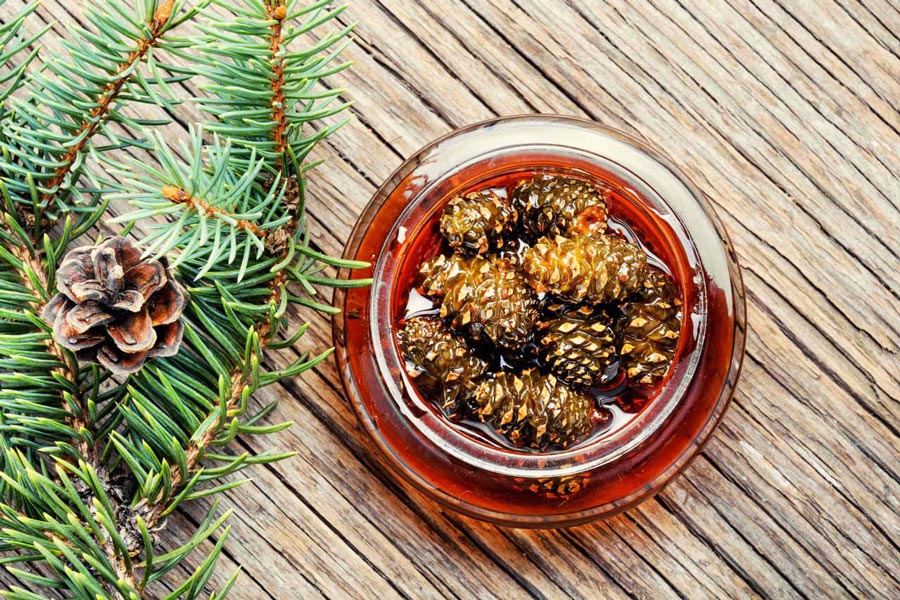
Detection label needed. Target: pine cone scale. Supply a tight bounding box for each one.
[148,321,184,358]
[56,247,93,284]
[124,262,167,299]
[65,301,115,334]
[107,308,157,353]
[67,279,105,304]
[97,343,149,373]
[147,281,186,326]
[52,305,106,351]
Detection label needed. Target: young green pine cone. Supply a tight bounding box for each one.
[538,305,617,389]
[522,234,647,304]
[397,316,488,417]
[439,190,516,255]
[620,270,682,385]
[474,369,594,449]
[512,175,608,241]
[419,253,539,350]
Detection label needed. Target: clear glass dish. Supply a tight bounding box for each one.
[333,115,746,527]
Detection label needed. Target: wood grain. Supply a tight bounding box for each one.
[1,0,898,598]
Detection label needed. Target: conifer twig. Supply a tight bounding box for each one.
[266,0,289,170]
[5,241,90,456]
[41,0,177,203]
[161,185,265,238]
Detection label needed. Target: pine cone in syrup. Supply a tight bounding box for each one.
[419,253,539,350]
[538,304,618,390]
[397,316,488,418]
[439,190,516,255]
[474,369,593,449]
[619,269,682,385]
[522,234,647,304]
[512,174,608,241]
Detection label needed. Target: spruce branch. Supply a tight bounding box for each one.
[193,0,353,169]
[0,0,206,236]
[104,130,281,279]
[0,201,110,462]
[40,0,178,204]
[0,0,367,596]
[0,1,47,106]
[0,0,228,596]
[0,220,162,596]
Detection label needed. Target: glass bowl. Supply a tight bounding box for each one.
[332,115,745,528]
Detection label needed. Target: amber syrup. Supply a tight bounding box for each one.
[393,167,693,453]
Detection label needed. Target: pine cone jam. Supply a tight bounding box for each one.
[334,116,745,526]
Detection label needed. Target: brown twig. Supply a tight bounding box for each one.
[266,0,289,171]
[161,185,266,238]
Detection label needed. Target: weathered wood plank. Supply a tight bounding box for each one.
[1,0,898,598]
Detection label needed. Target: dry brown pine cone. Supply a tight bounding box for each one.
[522,234,647,304]
[474,369,593,449]
[397,316,488,417]
[620,269,682,385]
[512,174,608,241]
[439,190,516,255]
[419,253,539,350]
[42,237,186,374]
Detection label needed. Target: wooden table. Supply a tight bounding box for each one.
[2,0,898,598]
